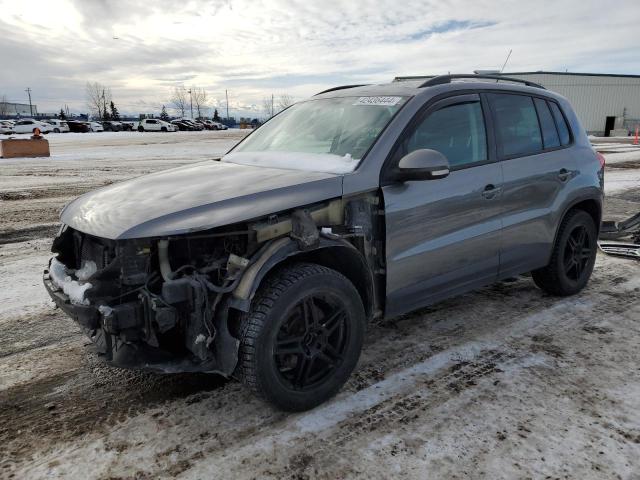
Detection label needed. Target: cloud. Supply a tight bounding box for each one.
[0,0,638,118]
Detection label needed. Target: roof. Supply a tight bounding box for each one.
[394,71,640,82]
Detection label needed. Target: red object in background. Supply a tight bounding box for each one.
[596,151,606,168]
[634,126,639,145]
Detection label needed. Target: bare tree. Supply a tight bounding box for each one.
[192,87,208,119]
[277,93,294,112]
[86,82,112,120]
[0,94,8,117]
[170,86,188,118]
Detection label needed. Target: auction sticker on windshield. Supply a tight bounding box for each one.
[354,96,402,106]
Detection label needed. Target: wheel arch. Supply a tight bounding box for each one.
[231,237,376,321]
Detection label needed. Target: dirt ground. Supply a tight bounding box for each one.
[1,132,640,479]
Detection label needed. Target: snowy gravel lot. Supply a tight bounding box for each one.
[1,131,640,479]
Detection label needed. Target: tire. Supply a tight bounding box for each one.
[237,262,365,411]
[161,127,167,132]
[532,210,597,296]
[138,126,144,132]
[54,128,60,133]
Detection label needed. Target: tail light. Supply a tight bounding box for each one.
[596,152,606,168]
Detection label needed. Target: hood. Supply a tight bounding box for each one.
[61,160,343,239]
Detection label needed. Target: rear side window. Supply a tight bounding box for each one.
[533,98,560,149]
[406,101,487,168]
[548,102,571,146]
[489,93,542,158]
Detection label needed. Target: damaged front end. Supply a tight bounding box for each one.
[43,196,378,376]
[43,224,257,375]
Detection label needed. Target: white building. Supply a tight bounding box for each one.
[0,101,38,117]
[394,71,640,136]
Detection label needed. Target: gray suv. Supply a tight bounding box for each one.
[44,74,604,411]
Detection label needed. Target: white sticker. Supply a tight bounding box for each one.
[353,96,402,106]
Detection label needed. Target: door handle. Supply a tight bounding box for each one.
[558,168,571,182]
[482,184,501,200]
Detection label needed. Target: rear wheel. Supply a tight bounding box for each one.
[237,263,365,411]
[138,126,144,132]
[161,127,167,132]
[532,210,597,296]
[54,128,60,133]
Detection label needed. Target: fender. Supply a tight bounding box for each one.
[230,235,375,315]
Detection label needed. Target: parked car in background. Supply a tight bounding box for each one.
[89,121,104,132]
[102,121,123,132]
[212,122,228,130]
[138,119,177,132]
[12,119,52,134]
[67,120,91,133]
[47,119,70,133]
[171,119,197,131]
[121,122,136,131]
[0,120,15,134]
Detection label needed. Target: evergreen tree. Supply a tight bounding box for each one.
[59,108,66,120]
[160,105,169,121]
[109,101,120,120]
[102,109,111,121]
[213,109,220,122]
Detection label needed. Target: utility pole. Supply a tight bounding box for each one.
[271,94,274,117]
[25,87,33,116]
[188,89,193,119]
[225,89,229,120]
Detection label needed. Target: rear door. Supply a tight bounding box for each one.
[486,92,576,277]
[382,93,503,316]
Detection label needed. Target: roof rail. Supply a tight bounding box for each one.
[314,84,369,96]
[419,74,545,90]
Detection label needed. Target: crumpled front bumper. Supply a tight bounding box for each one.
[43,270,100,330]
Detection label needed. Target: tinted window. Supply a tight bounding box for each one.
[489,93,542,157]
[549,102,571,145]
[533,98,560,149]
[406,101,487,168]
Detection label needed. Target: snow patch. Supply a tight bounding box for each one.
[222,151,357,174]
[49,257,93,305]
[75,260,97,281]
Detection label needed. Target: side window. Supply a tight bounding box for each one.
[489,93,542,158]
[533,98,560,149]
[548,102,571,146]
[405,101,487,168]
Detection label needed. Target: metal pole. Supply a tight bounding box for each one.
[271,94,274,117]
[25,87,33,116]
[188,89,193,119]
[225,89,229,120]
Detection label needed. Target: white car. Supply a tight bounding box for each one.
[12,119,53,134]
[47,119,70,133]
[0,120,14,134]
[212,122,228,130]
[138,118,177,132]
[89,121,104,132]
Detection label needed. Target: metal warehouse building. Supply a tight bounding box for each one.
[394,71,640,136]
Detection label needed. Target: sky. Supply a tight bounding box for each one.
[0,0,638,119]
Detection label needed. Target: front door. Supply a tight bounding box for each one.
[382,94,503,316]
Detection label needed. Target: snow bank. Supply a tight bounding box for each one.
[49,257,93,305]
[222,151,357,174]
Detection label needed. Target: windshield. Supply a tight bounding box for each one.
[224,96,407,173]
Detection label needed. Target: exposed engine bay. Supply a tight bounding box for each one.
[43,196,381,375]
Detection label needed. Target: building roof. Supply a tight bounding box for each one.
[394,71,640,82]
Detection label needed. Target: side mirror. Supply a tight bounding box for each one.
[396,149,450,181]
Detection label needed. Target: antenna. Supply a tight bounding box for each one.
[500,49,513,73]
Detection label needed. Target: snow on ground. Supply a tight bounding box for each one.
[1,131,640,479]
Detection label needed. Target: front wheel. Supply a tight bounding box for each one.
[237,263,365,411]
[532,210,597,296]
[138,126,144,132]
[54,128,60,133]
